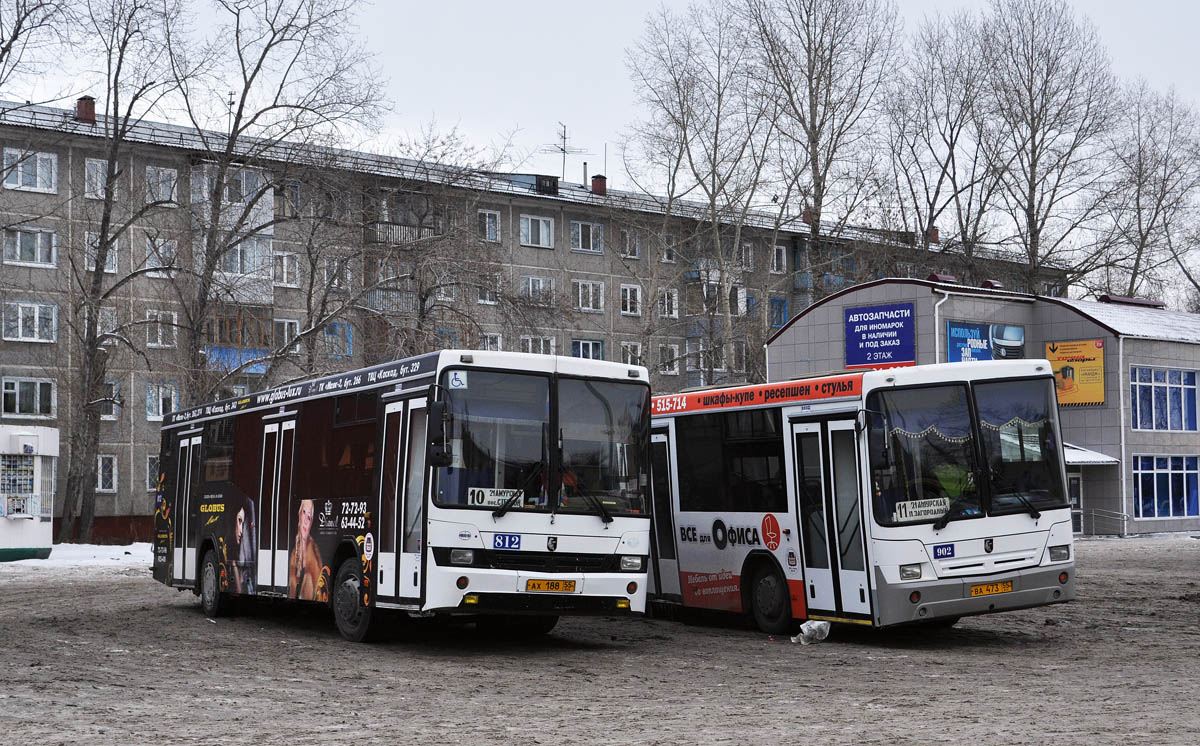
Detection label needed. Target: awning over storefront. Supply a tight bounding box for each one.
[1063,442,1120,466]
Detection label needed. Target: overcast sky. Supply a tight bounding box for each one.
[358,0,1200,189]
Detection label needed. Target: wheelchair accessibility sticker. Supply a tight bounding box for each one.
[448,371,469,389]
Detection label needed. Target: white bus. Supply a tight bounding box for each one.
[648,360,1075,633]
[153,350,652,641]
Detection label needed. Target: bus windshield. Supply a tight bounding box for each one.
[868,385,982,527]
[433,371,649,516]
[974,378,1068,513]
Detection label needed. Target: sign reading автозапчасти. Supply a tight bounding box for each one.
[845,302,915,370]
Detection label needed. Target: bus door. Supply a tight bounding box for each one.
[172,430,202,584]
[257,415,296,591]
[826,420,869,615]
[398,397,427,601]
[787,421,835,613]
[650,428,681,598]
[376,398,406,600]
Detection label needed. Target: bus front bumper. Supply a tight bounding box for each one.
[874,563,1075,627]
[425,566,648,615]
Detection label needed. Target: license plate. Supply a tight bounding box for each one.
[525,579,576,593]
[970,580,1013,597]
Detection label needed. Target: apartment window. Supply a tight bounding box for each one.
[147,454,161,492]
[479,333,502,352]
[145,382,178,421]
[3,378,55,418]
[145,236,176,276]
[91,305,117,345]
[85,158,114,200]
[219,167,262,204]
[85,232,118,273]
[572,339,604,360]
[273,252,298,287]
[659,288,679,319]
[520,335,555,355]
[731,340,747,373]
[1133,455,1199,519]
[658,344,680,375]
[208,307,271,348]
[620,229,641,259]
[520,215,554,248]
[621,285,642,316]
[324,256,350,291]
[3,302,56,342]
[96,455,117,493]
[1131,367,1198,432]
[621,342,642,366]
[145,166,177,204]
[769,297,788,328]
[278,182,302,217]
[771,244,787,274]
[740,242,755,272]
[100,380,119,420]
[478,210,500,242]
[274,318,300,353]
[3,227,56,266]
[324,322,352,359]
[220,235,270,275]
[520,275,553,305]
[145,310,177,349]
[573,279,604,312]
[3,148,57,192]
[570,221,603,253]
[661,242,676,263]
[477,272,500,305]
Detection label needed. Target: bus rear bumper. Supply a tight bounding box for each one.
[874,564,1075,627]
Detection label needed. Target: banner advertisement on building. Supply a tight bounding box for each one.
[844,302,915,370]
[1045,339,1106,406]
[946,321,1026,362]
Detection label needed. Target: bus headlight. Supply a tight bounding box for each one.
[450,549,475,565]
[1049,545,1070,562]
[620,555,644,572]
[900,564,922,580]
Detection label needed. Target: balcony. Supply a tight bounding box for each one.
[364,221,445,246]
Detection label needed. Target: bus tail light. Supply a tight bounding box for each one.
[900,564,922,580]
[620,555,644,572]
[450,549,475,565]
[1049,545,1070,562]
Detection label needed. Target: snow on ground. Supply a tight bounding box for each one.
[0,542,152,571]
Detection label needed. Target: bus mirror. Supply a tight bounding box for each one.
[428,400,452,468]
[864,409,889,469]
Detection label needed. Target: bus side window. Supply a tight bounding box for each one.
[403,407,427,553]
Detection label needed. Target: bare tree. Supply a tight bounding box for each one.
[162,0,384,406]
[0,0,71,95]
[56,0,186,543]
[981,0,1117,288]
[1087,81,1200,300]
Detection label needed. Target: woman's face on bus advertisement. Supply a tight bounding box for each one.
[235,508,245,542]
[298,500,313,538]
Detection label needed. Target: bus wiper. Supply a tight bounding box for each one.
[582,495,614,525]
[932,501,963,531]
[491,492,523,520]
[1010,491,1042,521]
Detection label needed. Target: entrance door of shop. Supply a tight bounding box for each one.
[1068,473,1083,533]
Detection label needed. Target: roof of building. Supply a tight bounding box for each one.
[1063,442,1120,466]
[766,277,1200,346]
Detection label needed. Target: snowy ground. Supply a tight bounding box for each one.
[1,535,1198,745]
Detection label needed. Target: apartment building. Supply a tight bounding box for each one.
[0,98,1063,541]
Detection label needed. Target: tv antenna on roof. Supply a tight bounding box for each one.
[537,122,590,181]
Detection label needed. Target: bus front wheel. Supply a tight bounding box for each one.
[332,558,376,642]
[199,549,228,618]
[750,564,791,635]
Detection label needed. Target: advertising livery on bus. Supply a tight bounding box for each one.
[648,359,1075,633]
[152,350,652,641]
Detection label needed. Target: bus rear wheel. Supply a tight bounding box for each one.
[750,564,791,635]
[332,558,376,642]
[199,549,228,618]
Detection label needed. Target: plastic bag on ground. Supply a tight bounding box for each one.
[791,620,831,645]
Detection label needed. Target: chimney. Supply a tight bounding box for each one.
[802,209,813,225]
[927,273,958,284]
[981,280,1004,290]
[591,174,607,196]
[75,96,96,124]
[1098,294,1165,309]
[583,161,588,185]
[927,226,940,244]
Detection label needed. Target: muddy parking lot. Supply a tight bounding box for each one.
[1,535,1198,745]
